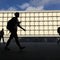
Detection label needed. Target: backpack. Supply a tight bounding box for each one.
[7,19,13,31]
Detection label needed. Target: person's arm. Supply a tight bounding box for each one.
[19,25,26,31]
[17,22,26,31]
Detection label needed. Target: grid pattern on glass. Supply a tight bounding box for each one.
[0,11,60,37]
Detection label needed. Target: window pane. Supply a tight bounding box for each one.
[4,13,7,17]
[48,13,52,16]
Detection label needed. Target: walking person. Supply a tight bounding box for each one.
[0,28,5,44]
[5,12,26,50]
[57,27,60,44]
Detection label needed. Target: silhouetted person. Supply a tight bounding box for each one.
[5,12,26,50]
[57,27,60,44]
[0,28,5,44]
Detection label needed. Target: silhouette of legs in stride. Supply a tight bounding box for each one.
[0,29,5,44]
[5,32,25,50]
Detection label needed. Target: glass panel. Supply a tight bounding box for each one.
[53,22,57,25]
[21,22,25,25]
[44,22,48,25]
[44,31,48,34]
[30,18,34,21]
[35,31,39,34]
[0,27,2,30]
[39,13,43,16]
[26,26,29,30]
[0,22,2,25]
[53,17,57,20]
[26,13,30,16]
[8,18,11,20]
[0,18,2,21]
[3,26,7,30]
[53,26,57,29]
[57,13,60,16]
[54,31,57,34]
[21,13,25,17]
[48,13,52,16]
[30,13,34,16]
[35,22,38,25]
[30,22,34,25]
[30,31,34,34]
[35,18,38,21]
[8,13,12,17]
[57,17,60,20]
[26,18,30,21]
[53,13,57,16]
[44,13,47,16]
[58,22,60,25]
[48,22,52,25]
[40,31,43,34]
[26,31,30,34]
[35,26,38,30]
[44,17,48,21]
[0,13,3,17]
[39,22,43,25]
[4,13,7,17]
[21,18,25,21]
[39,17,43,21]
[49,26,53,29]
[40,26,43,30]
[44,26,48,30]
[26,22,29,25]
[3,22,7,25]
[17,31,20,34]
[48,17,52,20]
[49,31,53,34]
[30,26,34,30]
[21,31,25,35]
[35,13,38,16]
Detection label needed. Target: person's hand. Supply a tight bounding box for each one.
[23,29,26,31]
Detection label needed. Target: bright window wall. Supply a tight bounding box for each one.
[0,11,60,37]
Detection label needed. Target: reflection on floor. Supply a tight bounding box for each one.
[0,41,60,60]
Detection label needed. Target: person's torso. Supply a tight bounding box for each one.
[10,17,18,32]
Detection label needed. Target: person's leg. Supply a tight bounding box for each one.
[5,33,13,49]
[14,33,25,49]
[2,36,5,44]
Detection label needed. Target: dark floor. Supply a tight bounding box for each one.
[0,42,60,60]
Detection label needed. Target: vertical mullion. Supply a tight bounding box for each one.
[34,12,35,36]
[52,12,53,35]
[56,12,58,36]
[20,12,21,36]
[43,12,44,36]
[25,12,26,36]
[19,12,20,36]
[47,12,49,35]
[38,12,39,35]
[6,12,7,35]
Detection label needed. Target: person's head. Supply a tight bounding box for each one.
[14,12,19,18]
[57,27,60,35]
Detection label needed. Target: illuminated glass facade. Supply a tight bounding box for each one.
[0,11,60,37]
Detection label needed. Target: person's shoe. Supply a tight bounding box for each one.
[20,46,25,50]
[4,47,10,51]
